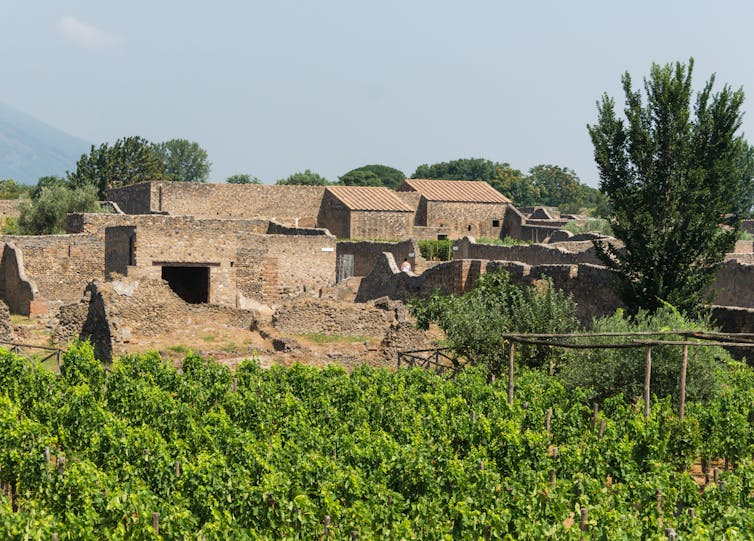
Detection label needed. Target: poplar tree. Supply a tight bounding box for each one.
[588,59,752,314]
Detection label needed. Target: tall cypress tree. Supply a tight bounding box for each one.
[588,59,752,314]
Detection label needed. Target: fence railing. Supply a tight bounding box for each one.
[399,330,754,420]
[0,340,65,372]
[396,347,466,375]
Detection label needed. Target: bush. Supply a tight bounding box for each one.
[17,184,99,234]
[560,306,726,403]
[418,239,453,261]
[409,270,579,375]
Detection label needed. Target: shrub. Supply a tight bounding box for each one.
[560,306,726,403]
[418,239,453,261]
[409,270,579,375]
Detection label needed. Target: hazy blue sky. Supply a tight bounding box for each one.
[2,1,753,185]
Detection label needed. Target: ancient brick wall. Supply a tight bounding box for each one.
[336,239,426,277]
[453,237,604,265]
[0,234,104,305]
[316,192,350,238]
[104,226,135,277]
[106,183,154,214]
[108,182,327,226]
[272,297,394,337]
[424,201,506,239]
[235,233,336,303]
[355,253,624,324]
[348,210,413,240]
[0,243,38,315]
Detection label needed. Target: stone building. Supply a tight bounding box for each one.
[317,186,414,240]
[108,182,326,226]
[396,179,510,239]
[104,216,336,307]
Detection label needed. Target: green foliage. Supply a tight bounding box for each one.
[411,158,602,211]
[417,239,453,261]
[225,173,261,184]
[410,271,579,374]
[153,139,211,182]
[561,306,725,403]
[2,343,754,538]
[17,183,99,234]
[0,179,32,199]
[68,136,168,198]
[476,236,529,246]
[276,169,330,185]
[339,164,406,189]
[562,218,613,237]
[588,59,749,314]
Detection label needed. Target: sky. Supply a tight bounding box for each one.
[2,1,753,186]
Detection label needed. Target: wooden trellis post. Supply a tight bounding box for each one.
[507,342,515,406]
[679,344,688,421]
[644,346,652,418]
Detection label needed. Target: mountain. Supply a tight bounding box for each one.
[0,102,90,184]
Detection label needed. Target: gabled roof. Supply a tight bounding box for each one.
[325,186,413,212]
[399,179,511,203]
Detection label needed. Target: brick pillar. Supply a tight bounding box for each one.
[262,258,279,302]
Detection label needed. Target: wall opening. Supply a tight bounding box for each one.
[161,266,210,304]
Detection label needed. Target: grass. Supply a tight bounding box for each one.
[297,333,369,344]
[201,334,216,343]
[221,342,238,353]
[167,344,191,353]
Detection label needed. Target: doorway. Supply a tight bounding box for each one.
[161,266,210,304]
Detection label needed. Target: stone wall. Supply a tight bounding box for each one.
[0,243,38,315]
[424,201,506,239]
[235,233,336,303]
[453,237,604,265]
[107,182,327,226]
[349,210,413,240]
[316,192,351,238]
[272,297,394,337]
[106,182,153,214]
[0,234,104,307]
[356,253,624,324]
[336,239,426,278]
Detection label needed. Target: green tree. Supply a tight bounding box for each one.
[588,59,750,314]
[275,169,330,185]
[339,164,406,189]
[410,270,578,375]
[68,136,168,198]
[527,164,581,207]
[0,179,32,199]
[412,158,497,182]
[153,139,211,182]
[30,175,68,200]
[226,173,261,184]
[17,184,99,234]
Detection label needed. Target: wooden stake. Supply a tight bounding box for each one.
[679,344,688,421]
[545,408,552,434]
[152,512,160,534]
[644,347,652,418]
[599,418,606,439]
[657,490,663,528]
[324,515,331,537]
[549,469,556,489]
[507,342,515,406]
[580,507,588,540]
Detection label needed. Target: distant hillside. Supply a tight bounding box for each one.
[0,102,90,184]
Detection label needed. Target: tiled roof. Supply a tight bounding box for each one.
[400,179,511,203]
[326,186,414,212]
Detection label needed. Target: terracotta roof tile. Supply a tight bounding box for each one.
[400,179,511,203]
[326,186,413,212]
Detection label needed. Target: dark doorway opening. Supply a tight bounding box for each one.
[161,266,210,304]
